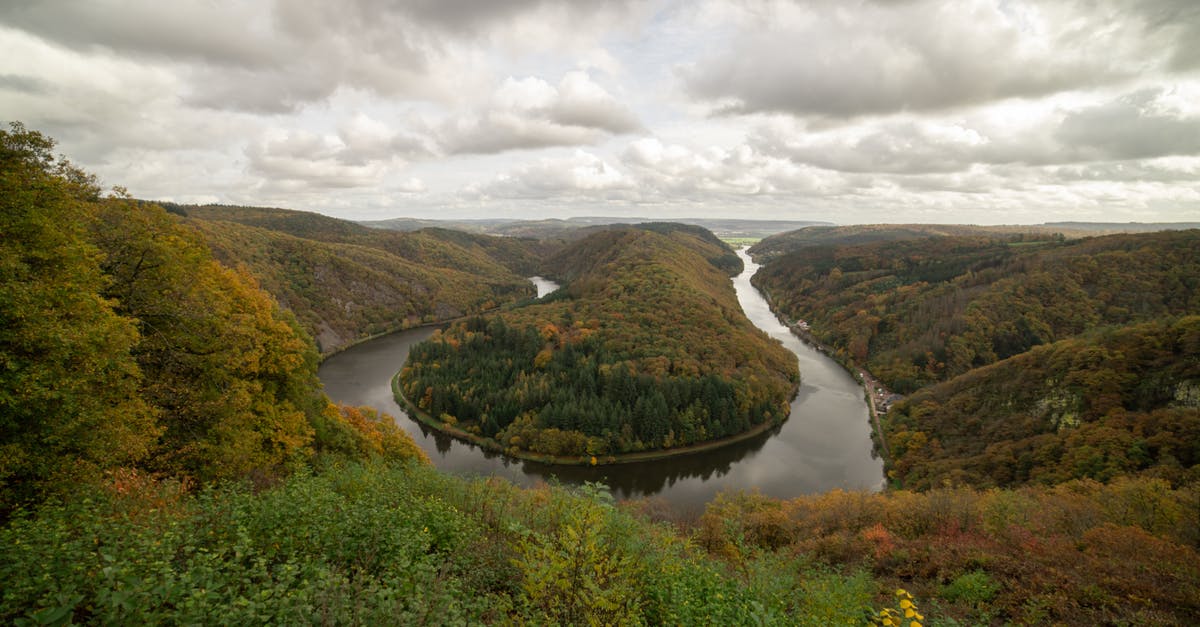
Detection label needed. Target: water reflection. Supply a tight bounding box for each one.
[528,276,559,298]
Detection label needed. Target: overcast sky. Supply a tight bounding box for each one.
[4,0,1200,224]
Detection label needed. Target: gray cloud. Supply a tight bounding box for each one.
[1048,159,1200,184]
[1126,0,1200,70]
[244,120,427,190]
[683,0,1191,119]
[752,120,1002,174]
[4,0,1199,224]
[2,0,639,115]
[752,87,1200,176]
[0,73,51,94]
[437,72,641,154]
[1056,88,1200,161]
[0,1,280,67]
[472,150,633,200]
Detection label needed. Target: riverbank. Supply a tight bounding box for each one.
[754,286,894,464]
[391,373,787,467]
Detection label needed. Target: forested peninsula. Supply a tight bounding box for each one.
[397,225,799,462]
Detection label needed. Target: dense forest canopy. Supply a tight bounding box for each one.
[753,230,1200,393]
[886,316,1200,490]
[399,226,798,459]
[752,228,1200,491]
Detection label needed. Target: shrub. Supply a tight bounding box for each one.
[940,570,999,606]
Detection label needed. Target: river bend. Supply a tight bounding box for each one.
[318,249,883,510]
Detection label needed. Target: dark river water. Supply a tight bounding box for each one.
[318,249,883,511]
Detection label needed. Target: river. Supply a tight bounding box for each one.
[318,249,883,511]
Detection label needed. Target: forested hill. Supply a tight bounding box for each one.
[752,229,1200,490]
[180,203,549,277]
[885,316,1200,490]
[544,222,743,283]
[752,230,1200,393]
[398,226,798,460]
[176,205,547,354]
[749,223,1076,260]
[0,124,427,511]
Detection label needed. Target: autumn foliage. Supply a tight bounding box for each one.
[0,123,425,512]
[399,227,799,458]
[695,477,1200,625]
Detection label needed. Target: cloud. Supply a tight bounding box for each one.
[681,0,1194,119]
[244,120,425,190]
[335,114,432,165]
[752,87,1200,175]
[623,137,836,196]
[1126,0,1200,71]
[477,136,849,206]
[1047,157,1200,184]
[2,0,639,115]
[474,150,633,199]
[0,73,51,94]
[0,1,279,67]
[752,118,1000,175]
[438,71,641,154]
[1056,88,1200,161]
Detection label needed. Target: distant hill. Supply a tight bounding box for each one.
[362,215,831,240]
[1044,221,1200,232]
[750,222,1200,260]
[181,204,547,277]
[750,224,1076,260]
[177,204,546,354]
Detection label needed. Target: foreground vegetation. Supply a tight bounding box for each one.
[3,460,1196,625]
[399,226,798,459]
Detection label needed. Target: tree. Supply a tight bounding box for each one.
[0,123,158,510]
[90,199,324,481]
